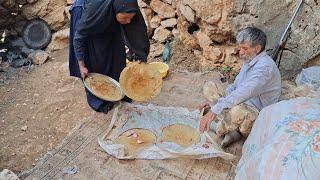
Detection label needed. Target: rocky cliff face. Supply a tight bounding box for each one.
[231,0,320,78]
[1,0,319,79]
[22,0,70,31]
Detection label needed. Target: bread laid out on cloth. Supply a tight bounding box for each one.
[160,123,201,148]
[84,73,123,101]
[120,62,162,102]
[114,128,157,156]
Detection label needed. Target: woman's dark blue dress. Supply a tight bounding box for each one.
[69,0,149,112]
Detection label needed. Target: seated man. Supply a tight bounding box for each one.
[199,27,282,147]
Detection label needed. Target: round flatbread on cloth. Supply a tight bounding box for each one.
[120,62,162,102]
[84,73,124,101]
[114,128,157,156]
[161,124,201,148]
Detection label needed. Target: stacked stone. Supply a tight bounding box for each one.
[139,0,241,72]
[1,0,318,77]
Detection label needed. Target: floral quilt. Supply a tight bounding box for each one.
[235,97,320,180]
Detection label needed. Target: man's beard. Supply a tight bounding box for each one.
[240,51,257,63]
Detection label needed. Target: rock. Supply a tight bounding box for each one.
[66,0,74,5]
[203,47,222,62]
[22,0,68,31]
[150,15,162,29]
[163,0,173,4]
[172,28,179,38]
[10,58,31,68]
[160,18,178,28]
[224,46,241,72]
[210,47,223,60]
[179,4,195,23]
[27,0,38,3]
[152,26,171,43]
[280,80,320,100]
[138,0,147,8]
[46,28,69,52]
[0,169,19,180]
[183,0,223,25]
[21,47,34,56]
[306,55,320,67]
[203,80,227,102]
[294,85,320,98]
[150,0,175,18]
[28,50,50,65]
[140,8,154,37]
[149,43,165,57]
[64,6,71,20]
[196,31,212,48]
[171,0,180,9]
[231,0,320,79]
[196,30,224,62]
[177,17,200,50]
[200,22,232,43]
[21,125,28,131]
[193,50,202,57]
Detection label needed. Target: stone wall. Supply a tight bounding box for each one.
[140,0,242,73]
[141,0,320,78]
[1,0,319,78]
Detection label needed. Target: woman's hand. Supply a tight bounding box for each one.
[78,60,88,78]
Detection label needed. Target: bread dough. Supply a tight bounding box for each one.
[114,128,157,156]
[120,62,162,102]
[161,124,200,148]
[85,73,123,101]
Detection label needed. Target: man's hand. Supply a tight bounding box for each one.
[200,110,217,133]
[78,60,88,78]
[198,102,211,112]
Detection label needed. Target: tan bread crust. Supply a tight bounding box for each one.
[114,128,157,156]
[120,62,162,102]
[161,124,200,148]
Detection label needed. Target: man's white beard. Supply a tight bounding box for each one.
[241,52,257,63]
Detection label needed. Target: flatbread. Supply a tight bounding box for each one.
[114,128,156,156]
[161,124,200,148]
[84,73,123,101]
[120,62,162,102]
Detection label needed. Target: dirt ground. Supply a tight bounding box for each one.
[0,41,220,175]
[0,48,92,173]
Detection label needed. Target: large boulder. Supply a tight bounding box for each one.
[176,0,235,50]
[22,0,68,31]
[182,0,223,25]
[179,3,196,23]
[161,18,178,28]
[150,0,176,18]
[150,15,162,29]
[149,43,165,58]
[230,0,320,78]
[46,28,69,52]
[152,26,171,43]
[177,17,200,50]
[28,50,50,65]
[140,7,154,37]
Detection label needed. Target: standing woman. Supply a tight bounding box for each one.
[69,0,150,113]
